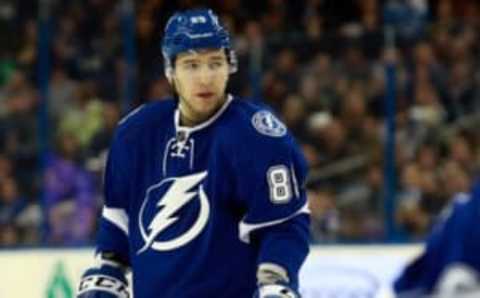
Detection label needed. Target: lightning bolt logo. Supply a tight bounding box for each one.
[138,171,209,254]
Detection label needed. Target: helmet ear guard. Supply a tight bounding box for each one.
[164,62,174,84]
[227,48,238,74]
[161,9,237,83]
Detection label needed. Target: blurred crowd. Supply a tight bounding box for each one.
[0,0,480,247]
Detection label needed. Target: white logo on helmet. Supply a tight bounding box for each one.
[252,110,287,137]
[190,16,206,24]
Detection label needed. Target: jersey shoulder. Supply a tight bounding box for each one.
[115,98,176,143]
[227,97,290,142]
[225,97,307,171]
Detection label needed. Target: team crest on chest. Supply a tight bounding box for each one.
[137,171,210,254]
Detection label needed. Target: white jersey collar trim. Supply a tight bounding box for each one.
[174,94,234,134]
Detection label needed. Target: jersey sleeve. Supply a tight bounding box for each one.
[234,123,310,288]
[95,131,131,265]
[235,132,309,242]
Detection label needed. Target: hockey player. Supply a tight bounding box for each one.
[76,8,310,298]
[394,181,480,298]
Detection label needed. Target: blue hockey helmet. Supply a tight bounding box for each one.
[161,9,237,80]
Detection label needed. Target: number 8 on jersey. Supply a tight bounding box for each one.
[267,165,294,204]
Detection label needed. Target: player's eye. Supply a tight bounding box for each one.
[209,61,224,69]
[183,62,199,70]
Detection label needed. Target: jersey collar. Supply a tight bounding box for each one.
[174,94,233,134]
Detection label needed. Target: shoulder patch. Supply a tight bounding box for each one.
[251,110,287,137]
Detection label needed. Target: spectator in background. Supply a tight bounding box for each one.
[1,76,38,196]
[445,60,477,120]
[410,79,446,130]
[307,53,338,111]
[280,94,307,140]
[0,224,19,246]
[16,19,37,69]
[397,163,428,238]
[338,44,370,82]
[362,163,385,236]
[384,0,428,44]
[58,81,104,149]
[301,142,321,171]
[44,132,97,245]
[414,144,448,216]
[86,101,120,174]
[316,118,356,167]
[145,77,171,100]
[262,48,300,110]
[0,154,13,181]
[0,176,41,246]
[308,185,339,243]
[48,66,78,125]
[298,74,324,111]
[441,160,471,199]
[232,20,265,96]
[339,87,370,149]
[0,178,26,246]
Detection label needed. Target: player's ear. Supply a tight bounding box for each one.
[164,53,177,85]
[169,72,180,96]
[165,68,174,84]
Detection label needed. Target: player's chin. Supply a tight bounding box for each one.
[188,100,212,114]
[196,106,218,120]
[195,97,222,112]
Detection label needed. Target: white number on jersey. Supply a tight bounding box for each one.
[267,165,293,204]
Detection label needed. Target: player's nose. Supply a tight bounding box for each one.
[197,65,215,85]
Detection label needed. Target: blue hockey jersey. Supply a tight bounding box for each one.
[96,95,310,297]
[394,181,480,297]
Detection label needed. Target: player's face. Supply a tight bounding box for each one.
[173,48,229,125]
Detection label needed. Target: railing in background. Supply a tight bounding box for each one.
[383,13,398,242]
[37,0,52,244]
[120,0,137,114]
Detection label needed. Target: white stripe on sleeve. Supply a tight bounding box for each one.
[102,206,129,235]
[238,202,310,243]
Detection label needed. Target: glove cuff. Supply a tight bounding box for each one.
[77,265,129,298]
[257,263,290,285]
[254,284,300,298]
